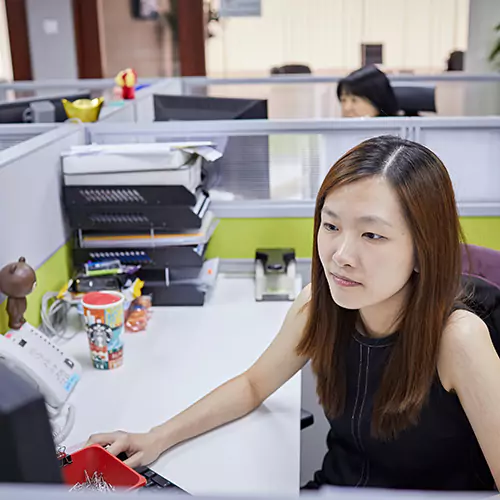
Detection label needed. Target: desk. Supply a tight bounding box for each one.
[63,276,301,496]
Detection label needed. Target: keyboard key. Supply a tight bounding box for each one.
[152,475,171,487]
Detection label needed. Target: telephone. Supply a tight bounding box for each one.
[0,323,81,445]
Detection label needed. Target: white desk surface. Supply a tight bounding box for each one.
[63,276,301,496]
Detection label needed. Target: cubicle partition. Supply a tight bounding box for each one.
[0,77,181,125]
[2,115,500,332]
[3,72,500,123]
[180,72,500,119]
[86,117,500,261]
[0,123,87,331]
[0,123,56,151]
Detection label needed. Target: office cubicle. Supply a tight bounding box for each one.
[3,114,500,484]
[0,123,88,331]
[86,116,500,215]
[84,116,500,284]
[180,73,500,119]
[2,73,500,121]
[0,78,161,102]
[0,78,182,124]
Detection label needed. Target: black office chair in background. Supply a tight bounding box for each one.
[270,64,312,75]
[393,85,436,116]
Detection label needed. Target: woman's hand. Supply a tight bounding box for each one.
[86,430,164,468]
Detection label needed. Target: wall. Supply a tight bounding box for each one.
[25,0,78,80]
[206,0,470,77]
[206,217,500,260]
[98,0,175,78]
[465,0,500,115]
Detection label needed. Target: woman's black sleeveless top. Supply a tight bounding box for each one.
[307,329,495,491]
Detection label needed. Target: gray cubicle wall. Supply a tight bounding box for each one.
[86,118,411,206]
[85,117,500,217]
[0,123,55,152]
[0,78,177,126]
[3,73,500,121]
[413,118,500,211]
[0,124,86,271]
[181,73,500,118]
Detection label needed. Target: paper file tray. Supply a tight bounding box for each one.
[138,266,202,282]
[144,282,206,306]
[63,147,202,192]
[142,258,219,307]
[77,210,217,249]
[64,185,198,209]
[72,243,207,269]
[68,191,210,231]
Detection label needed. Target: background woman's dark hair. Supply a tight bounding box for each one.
[337,65,400,117]
[297,135,466,439]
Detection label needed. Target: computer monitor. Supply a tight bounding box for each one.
[154,94,268,121]
[0,92,92,124]
[393,85,436,116]
[0,361,62,484]
[154,94,270,199]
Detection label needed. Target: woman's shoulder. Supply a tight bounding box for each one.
[297,282,312,306]
[286,283,312,318]
[442,309,491,352]
[439,309,492,390]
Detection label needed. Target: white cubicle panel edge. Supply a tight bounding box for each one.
[0,123,86,270]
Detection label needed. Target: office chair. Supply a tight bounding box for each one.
[393,85,436,116]
[270,64,312,75]
[301,409,314,430]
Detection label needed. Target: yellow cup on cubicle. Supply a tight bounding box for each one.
[62,97,104,123]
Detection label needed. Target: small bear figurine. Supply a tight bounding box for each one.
[0,257,37,330]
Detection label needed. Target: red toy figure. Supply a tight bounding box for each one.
[0,257,37,330]
[114,68,138,100]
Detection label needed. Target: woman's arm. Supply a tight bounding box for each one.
[440,309,500,488]
[88,284,311,467]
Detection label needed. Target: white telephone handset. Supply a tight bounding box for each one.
[0,323,81,444]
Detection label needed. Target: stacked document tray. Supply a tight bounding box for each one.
[62,143,221,306]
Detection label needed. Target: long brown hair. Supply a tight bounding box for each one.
[297,135,466,439]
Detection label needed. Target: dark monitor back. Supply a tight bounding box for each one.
[154,94,268,121]
[154,95,270,199]
[0,92,91,124]
[0,361,62,484]
[393,86,436,116]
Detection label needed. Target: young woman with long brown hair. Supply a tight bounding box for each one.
[89,135,500,491]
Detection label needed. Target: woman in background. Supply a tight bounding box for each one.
[337,65,399,118]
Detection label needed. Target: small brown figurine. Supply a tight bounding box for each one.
[0,257,37,330]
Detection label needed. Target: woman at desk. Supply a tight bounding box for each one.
[337,65,399,118]
[89,135,500,491]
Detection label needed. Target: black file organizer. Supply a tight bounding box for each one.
[67,199,209,232]
[65,184,214,306]
[72,244,207,269]
[64,185,198,207]
[72,244,210,307]
[142,281,206,306]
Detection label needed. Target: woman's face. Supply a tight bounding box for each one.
[340,92,379,118]
[317,176,415,313]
